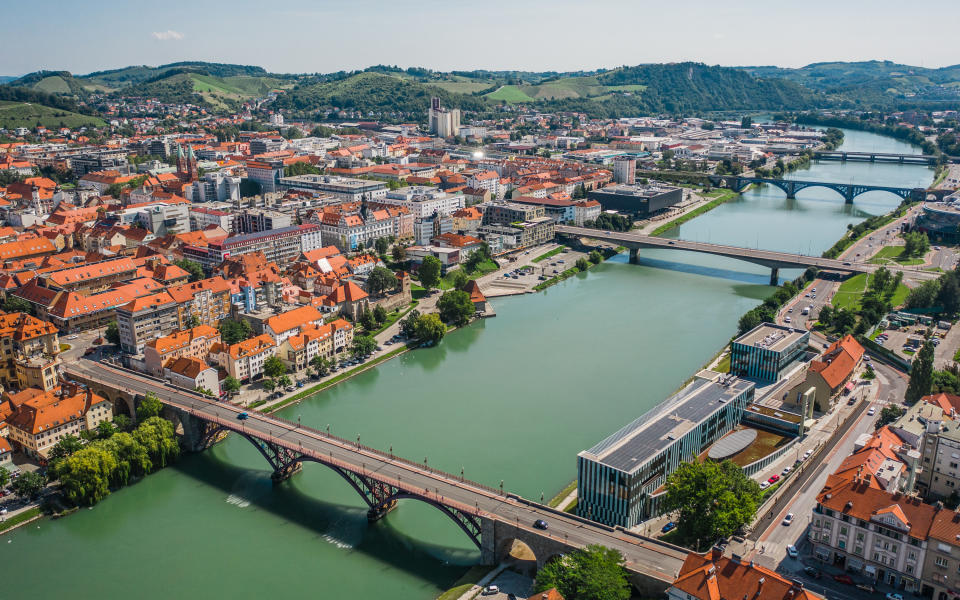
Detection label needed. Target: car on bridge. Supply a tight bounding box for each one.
[237,412,249,420]
[533,519,548,530]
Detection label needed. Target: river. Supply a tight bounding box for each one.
[0,128,935,599]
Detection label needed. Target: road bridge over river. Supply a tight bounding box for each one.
[64,360,687,594]
[556,225,939,285]
[706,174,931,204]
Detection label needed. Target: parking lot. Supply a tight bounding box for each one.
[477,569,534,599]
[872,323,949,362]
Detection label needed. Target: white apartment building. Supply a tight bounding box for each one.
[379,187,464,219]
[183,171,241,203]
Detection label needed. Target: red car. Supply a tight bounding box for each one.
[767,475,780,484]
[832,574,854,585]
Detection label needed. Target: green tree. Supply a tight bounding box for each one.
[310,355,333,376]
[741,115,753,128]
[104,432,152,481]
[391,244,406,263]
[411,313,445,344]
[136,392,163,422]
[276,374,292,389]
[263,355,287,379]
[11,470,45,499]
[0,466,8,488]
[373,305,388,325]
[59,444,117,505]
[351,335,377,357]
[48,434,84,461]
[418,256,442,290]
[223,376,241,395]
[937,274,960,315]
[906,340,935,404]
[96,420,117,439]
[534,544,630,600]
[876,405,906,429]
[358,308,376,331]
[104,320,120,345]
[450,269,469,291]
[400,310,421,338]
[1,296,32,314]
[576,257,590,271]
[375,237,390,256]
[173,258,204,282]
[186,314,201,328]
[131,416,179,468]
[113,414,133,432]
[366,266,398,296]
[262,378,276,393]
[588,250,603,264]
[437,290,474,326]
[218,318,253,345]
[662,459,761,549]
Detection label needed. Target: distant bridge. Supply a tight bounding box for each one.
[556,226,939,285]
[65,360,687,594]
[707,175,928,204]
[813,151,938,165]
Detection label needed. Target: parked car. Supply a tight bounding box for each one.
[767,475,780,484]
[886,593,904,600]
[786,544,799,558]
[856,583,876,593]
[66,334,79,340]
[759,481,770,490]
[833,574,854,585]
[661,521,677,534]
[804,566,821,579]
[782,513,794,526]
[781,466,792,476]
[482,586,499,596]
[533,519,548,530]
[868,407,876,416]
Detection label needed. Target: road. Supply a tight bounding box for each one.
[64,359,688,584]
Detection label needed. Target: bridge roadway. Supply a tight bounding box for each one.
[813,151,937,164]
[556,226,939,285]
[64,360,687,585]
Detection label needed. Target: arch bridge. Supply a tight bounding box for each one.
[64,360,686,596]
[707,175,926,204]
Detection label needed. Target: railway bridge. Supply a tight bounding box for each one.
[707,174,928,204]
[64,360,687,595]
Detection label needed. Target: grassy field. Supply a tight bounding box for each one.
[0,101,106,129]
[651,189,737,236]
[438,259,500,290]
[485,85,535,103]
[0,507,41,533]
[832,273,910,311]
[32,75,73,94]
[532,247,564,263]
[430,81,493,94]
[868,245,925,266]
[715,354,731,373]
[435,565,495,600]
[547,480,578,508]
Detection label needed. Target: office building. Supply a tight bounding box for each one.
[115,291,180,355]
[428,97,461,138]
[235,209,292,234]
[587,183,682,217]
[379,187,465,219]
[612,156,637,184]
[277,174,387,202]
[577,375,755,526]
[730,323,810,382]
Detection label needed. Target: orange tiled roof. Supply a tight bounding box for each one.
[672,552,820,600]
[265,305,324,335]
[809,334,864,389]
[146,325,220,355]
[7,387,108,436]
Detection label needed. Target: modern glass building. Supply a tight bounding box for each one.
[576,375,755,527]
[730,323,810,382]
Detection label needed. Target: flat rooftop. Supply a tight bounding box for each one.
[733,323,808,353]
[590,183,680,198]
[579,375,754,474]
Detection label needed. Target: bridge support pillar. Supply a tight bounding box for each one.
[367,499,398,522]
[769,267,779,286]
[629,248,639,264]
[271,462,303,483]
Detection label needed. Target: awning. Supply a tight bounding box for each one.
[865,565,877,575]
[845,381,856,391]
[815,547,831,559]
[847,559,864,571]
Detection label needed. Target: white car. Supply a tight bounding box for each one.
[868,407,876,416]
[784,316,791,323]
[482,586,500,596]
[782,513,794,526]
[786,544,799,558]
[759,481,770,490]
[66,334,79,340]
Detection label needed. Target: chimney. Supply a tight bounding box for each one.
[731,553,742,565]
[711,546,722,561]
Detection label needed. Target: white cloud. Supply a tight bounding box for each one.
[152,30,184,41]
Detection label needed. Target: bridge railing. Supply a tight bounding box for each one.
[264,413,505,497]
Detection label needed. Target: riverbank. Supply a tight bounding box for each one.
[649,189,739,236]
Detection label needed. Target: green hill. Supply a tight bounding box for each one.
[81,61,275,88]
[0,101,106,130]
[8,71,91,97]
[273,71,488,116]
[119,69,293,109]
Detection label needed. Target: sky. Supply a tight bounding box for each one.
[4,0,959,76]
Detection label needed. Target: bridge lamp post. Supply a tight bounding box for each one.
[500,480,504,495]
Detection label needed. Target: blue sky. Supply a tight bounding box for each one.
[5,0,959,76]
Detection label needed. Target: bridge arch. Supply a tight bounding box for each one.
[496,537,539,574]
[196,426,483,549]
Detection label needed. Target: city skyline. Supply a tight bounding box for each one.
[4,0,960,76]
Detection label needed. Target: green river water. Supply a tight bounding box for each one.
[0,128,936,599]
